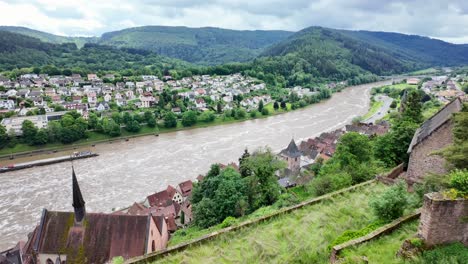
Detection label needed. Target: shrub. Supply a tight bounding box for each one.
[449,169,468,196]
[261,108,269,115]
[274,193,299,209]
[369,181,409,222]
[422,243,468,263]
[219,216,238,228]
[329,221,384,249]
[307,172,353,196]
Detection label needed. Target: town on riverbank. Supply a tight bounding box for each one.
[0,71,350,157]
[2,69,466,262]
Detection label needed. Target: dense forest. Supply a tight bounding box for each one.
[0,31,192,76]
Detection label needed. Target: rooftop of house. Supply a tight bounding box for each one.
[408,97,463,153]
[30,210,149,263]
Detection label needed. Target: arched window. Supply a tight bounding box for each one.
[151,240,156,252]
[46,259,54,264]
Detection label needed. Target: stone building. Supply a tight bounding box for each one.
[418,192,468,246]
[406,97,463,185]
[280,139,302,172]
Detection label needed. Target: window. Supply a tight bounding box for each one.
[46,259,54,264]
[151,240,156,252]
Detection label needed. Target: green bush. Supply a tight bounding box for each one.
[219,216,238,228]
[307,172,353,196]
[422,243,468,264]
[369,181,409,222]
[329,221,384,249]
[449,169,468,196]
[274,193,299,209]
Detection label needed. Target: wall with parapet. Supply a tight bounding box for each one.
[418,192,468,246]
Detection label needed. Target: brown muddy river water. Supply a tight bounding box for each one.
[0,80,392,249]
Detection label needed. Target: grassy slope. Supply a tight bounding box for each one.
[157,183,387,264]
[341,220,419,264]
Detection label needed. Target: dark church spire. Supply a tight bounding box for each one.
[72,166,86,223]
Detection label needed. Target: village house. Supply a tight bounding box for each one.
[406,97,463,185]
[20,169,168,264]
[407,78,421,85]
[103,93,112,102]
[87,73,99,81]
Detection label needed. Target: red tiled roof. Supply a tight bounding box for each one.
[164,215,177,232]
[34,210,149,263]
[166,185,176,199]
[178,180,193,197]
[147,190,172,207]
[127,202,149,216]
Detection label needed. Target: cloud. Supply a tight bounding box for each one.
[0,0,467,43]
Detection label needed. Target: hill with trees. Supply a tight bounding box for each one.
[0,26,95,48]
[98,26,294,65]
[257,27,468,84]
[0,31,191,75]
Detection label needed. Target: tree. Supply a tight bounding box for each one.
[334,132,373,167]
[273,101,279,111]
[21,120,37,145]
[217,102,222,113]
[126,120,141,133]
[280,101,287,110]
[443,111,468,169]
[88,113,99,129]
[238,148,251,177]
[243,149,284,211]
[192,167,247,228]
[199,111,215,122]
[163,112,177,128]
[261,108,269,116]
[0,124,7,148]
[258,99,264,112]
[182,111,197,127]
[401,89,423,123]
[33,129,48,145]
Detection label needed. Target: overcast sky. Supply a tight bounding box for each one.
[1,0,468,43]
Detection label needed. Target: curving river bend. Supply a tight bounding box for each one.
[0,80,392,249]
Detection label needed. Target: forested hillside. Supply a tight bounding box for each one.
[0,26,95,48]
[249,26,468,87]
[98,26,294,65]
[0,31,191,75]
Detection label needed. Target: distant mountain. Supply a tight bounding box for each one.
[256,26,468,82]
[98,26,294,65]
[0,26,96,48]
[0,31,190,73]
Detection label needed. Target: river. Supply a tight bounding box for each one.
[0,80,392,249]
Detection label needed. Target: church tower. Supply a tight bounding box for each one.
[72,167,86,223]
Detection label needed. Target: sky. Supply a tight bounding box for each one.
[1,0,468,44]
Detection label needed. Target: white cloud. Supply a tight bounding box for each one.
[0,0,467,43]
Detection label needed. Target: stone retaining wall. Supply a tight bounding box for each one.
[376,163,404,185]
[330,211,421,263]
[125,180,376,264]
[418,192,468,246]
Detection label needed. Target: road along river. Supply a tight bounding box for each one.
[0,80,393,249]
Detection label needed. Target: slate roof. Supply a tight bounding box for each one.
[408,97,463,153]
[33,210,149,264]
[280,139,302,158]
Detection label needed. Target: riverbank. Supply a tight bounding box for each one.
[0,79,391,249]
[1,80,397,159]
[0,103,295,159]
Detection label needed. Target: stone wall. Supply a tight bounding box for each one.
[406,121,453,184]
[418,192,468,246]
